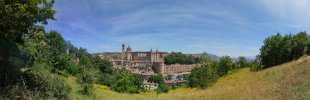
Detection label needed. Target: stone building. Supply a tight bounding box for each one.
[105,44,198,76]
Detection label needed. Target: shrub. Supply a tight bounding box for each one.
[188,65,218,89]
[24,66,71,99]
[110,68,144,93]
[77,66,96,95]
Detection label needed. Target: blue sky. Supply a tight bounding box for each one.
[46,0,310,57]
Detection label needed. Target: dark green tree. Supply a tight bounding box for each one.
[199,52,212,65]
[236,56,247,68]
[188,65,218,89]
[218,56,233,76]
[259,32,309,69]
[0,0,56,88]
[110,68,144,93]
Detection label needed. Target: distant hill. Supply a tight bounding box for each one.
[192,53,221,61]
[194,53,255,62]
[93,52,121,56]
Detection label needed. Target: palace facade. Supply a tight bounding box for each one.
[104,44,198,77]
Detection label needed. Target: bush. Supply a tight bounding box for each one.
[218,56,233,76]
[97,73,113,86]
[24,66,71,99]
[77,66,97,95]
[188,65,218,89]
[110,68,144,93]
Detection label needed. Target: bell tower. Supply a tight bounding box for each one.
[122,43,125,53]
[121,43,125,65]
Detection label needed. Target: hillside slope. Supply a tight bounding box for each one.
[69,56,310,100]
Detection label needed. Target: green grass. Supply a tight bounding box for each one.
[67,56,310,100]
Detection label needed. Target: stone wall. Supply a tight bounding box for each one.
[164,64,197,74]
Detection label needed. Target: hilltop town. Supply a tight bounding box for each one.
[96,44,198,86]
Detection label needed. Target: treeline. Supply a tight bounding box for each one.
[188,53,252,88]
[252,32,310,71]
[0,0,145,99]
[188,32,310,89]
[164,52,200,65]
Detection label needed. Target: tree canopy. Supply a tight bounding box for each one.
[164,52,199,65]
[258,32,310,69]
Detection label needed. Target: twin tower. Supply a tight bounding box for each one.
[120,44,165,65]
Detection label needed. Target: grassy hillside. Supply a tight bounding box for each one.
[68,56,310,100]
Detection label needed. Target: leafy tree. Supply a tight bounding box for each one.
[0,0,56,88]
[260,33,283,67]
[218,56,233,76]
[250,55,263,71]
[148,74,164,84]
[148,74,168,93]
[78,66,96,95]
[24,66,71,99]
[291,32,309,59]
[236,56,247,68]
[0,0,56,44]
[110,68,143,93]
[94,56,113,74]
[259,32,310,69]
[199,52,212,65]
[188,65,218,89]
[94,56,114,86]
[164,52,199,65]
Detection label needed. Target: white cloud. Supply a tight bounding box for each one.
[259,0,310,23]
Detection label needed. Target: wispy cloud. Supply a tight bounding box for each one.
[46,0,310,57]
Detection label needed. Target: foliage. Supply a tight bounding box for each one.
[24,66,71,99]
[0,0,56,44]
[199,52,212,65]
[148,74,169,93]
[148,74,164,84]
[164,52,199,65]
[218,56,234,76]
[188,65,218,89]
[0,0,117,98]
[94,56,113,74]
[78,66,97,95]
[110,68,144,93]
[259,32,310,69]
[236,56,247,68]
[0,0,55,88]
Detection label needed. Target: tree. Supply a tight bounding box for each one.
[164,52,198,65]
[236,56,247,68]
[78,66,96,95]
[188,65,218,89]
[291,32,309,59]
[0,0,56,44]
[218,56,233,76]
[259,33,283,68]
[0,0,56,88]
[94,56,113,74]
[259,32,310,69]
[110,68,144,93]
[148,74,169,93]
[199,52,212,65]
